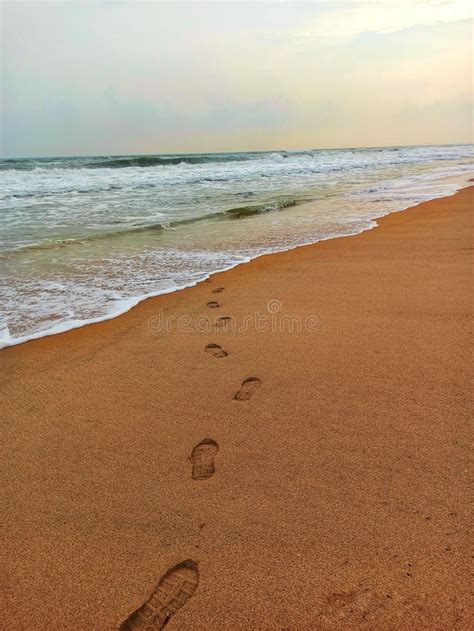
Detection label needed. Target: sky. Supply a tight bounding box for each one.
[1,0,472,158]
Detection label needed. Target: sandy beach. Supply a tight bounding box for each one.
[1,186,472,629]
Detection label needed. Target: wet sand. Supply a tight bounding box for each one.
[1,187,473,630]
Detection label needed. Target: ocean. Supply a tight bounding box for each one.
[1,144,472,348]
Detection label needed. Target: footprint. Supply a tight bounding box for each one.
[216,316,233,329]
[211,287,225,294]
[119,560,199,630]
[205,343,228,358]
[234,377,262,401]
[207,301,220,308]
[191,438,219,480]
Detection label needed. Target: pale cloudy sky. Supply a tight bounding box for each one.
[1,0,472,157]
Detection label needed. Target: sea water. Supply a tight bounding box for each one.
[1,144,472,347]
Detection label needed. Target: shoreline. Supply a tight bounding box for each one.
[1,187,473,629]
[1,172,471,351]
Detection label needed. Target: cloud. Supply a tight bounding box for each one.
[295,0,472,41]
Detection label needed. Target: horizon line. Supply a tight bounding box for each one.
[1,141,472,162]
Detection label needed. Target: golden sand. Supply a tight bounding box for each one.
[1,187,472,629]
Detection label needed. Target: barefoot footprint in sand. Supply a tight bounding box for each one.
[207,301,220,308]
[234,377,262,401]
[205,343,228,358]
[119,560,199,630]
[191,438,219,480]
[211,287,224,294]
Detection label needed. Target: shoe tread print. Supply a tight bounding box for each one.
[119,560,199,630]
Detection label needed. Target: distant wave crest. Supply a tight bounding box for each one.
[0,152,265,171]
[86,154,255,168]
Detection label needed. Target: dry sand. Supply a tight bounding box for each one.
[1,187,473,630]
